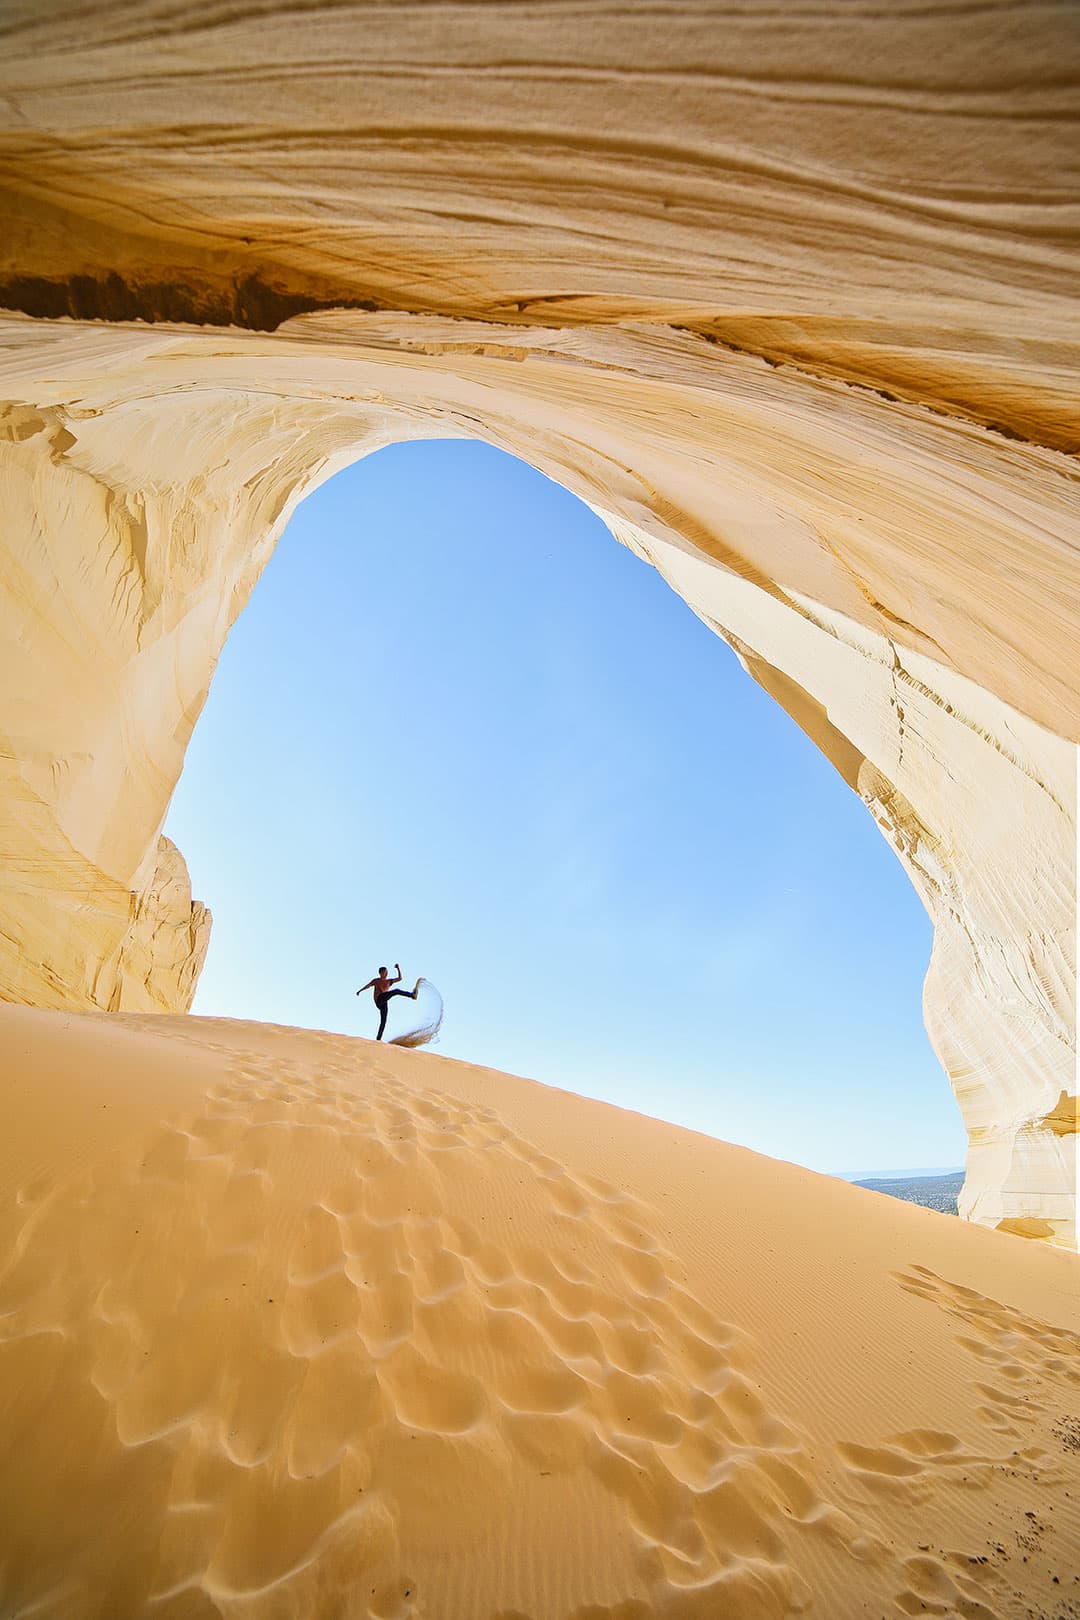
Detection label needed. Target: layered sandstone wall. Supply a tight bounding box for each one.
[1,310,1074,1240]
[0,0,1076,1240]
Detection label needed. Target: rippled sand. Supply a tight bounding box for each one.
[1,1003,1077,1618]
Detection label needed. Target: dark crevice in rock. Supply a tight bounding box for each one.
[0,271,380,332]
[675,323,1079,458]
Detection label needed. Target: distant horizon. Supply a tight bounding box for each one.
[166,440,969,1178]
[833,1165,965,1183]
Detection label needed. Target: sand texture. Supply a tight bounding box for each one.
[0,6,1076,1243]
[1,1003,1078,1618]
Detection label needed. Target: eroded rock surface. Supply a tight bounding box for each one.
[0,2,1076,1242]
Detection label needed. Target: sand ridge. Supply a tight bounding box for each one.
[1,1004,1077,1617]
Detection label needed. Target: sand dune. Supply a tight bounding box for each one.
[1,1003,1076,1618]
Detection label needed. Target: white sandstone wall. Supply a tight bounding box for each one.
[643,540,1076,1245]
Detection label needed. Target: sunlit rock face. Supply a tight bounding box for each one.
[0,2,1075,1243]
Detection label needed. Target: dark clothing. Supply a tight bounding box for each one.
[374,987,413,1040]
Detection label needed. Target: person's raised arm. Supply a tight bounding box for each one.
[356,978,375,996]
[392,963,403,985]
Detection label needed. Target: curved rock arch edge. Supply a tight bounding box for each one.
[0,310,1075,1247]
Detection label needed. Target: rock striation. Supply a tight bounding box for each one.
[0,2,1076,1242]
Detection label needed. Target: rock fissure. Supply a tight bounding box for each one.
[0,270,384,333]
[679,319,1080,458]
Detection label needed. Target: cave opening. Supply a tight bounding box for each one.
[164,437,964,1180]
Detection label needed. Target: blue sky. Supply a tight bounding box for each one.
[165,440,967,1176]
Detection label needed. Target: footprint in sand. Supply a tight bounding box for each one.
[892,1265,1080,1400]
[0,1054,873,1619]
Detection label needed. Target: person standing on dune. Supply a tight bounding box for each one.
[357,963,420,1041]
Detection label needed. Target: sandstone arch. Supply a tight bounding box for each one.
[0,1,1076,1245]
